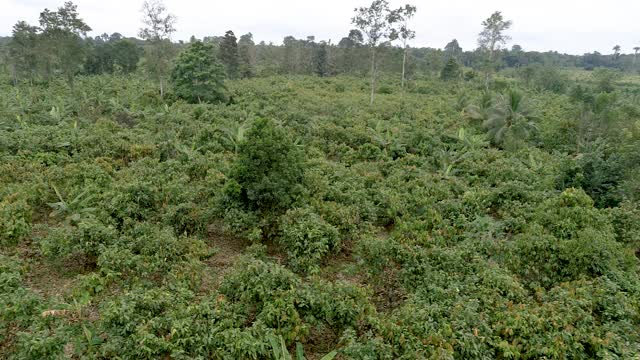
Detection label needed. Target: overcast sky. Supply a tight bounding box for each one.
[2,0,639,55]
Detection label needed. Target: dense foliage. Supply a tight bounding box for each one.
[170,40,226,103]
[0,67,639,358]
[1,1,640,359]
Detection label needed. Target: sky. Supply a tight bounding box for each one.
[1,0,639,55]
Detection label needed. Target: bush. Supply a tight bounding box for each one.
[1,255,44,355]
[171,41,227,103]
[227,118,305,213]
[0,193,32,246]
[377,85,393,94]
[98,224,208,283]
[607,202,640,250]
[508,225,626,287]
[534,66,568,93]
[278,207,340,273]
[40,218,118,263]
[440,58,462,81]
[556,141,625,208]
[592,68,622,93]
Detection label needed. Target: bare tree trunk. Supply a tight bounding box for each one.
[401,45,407,90]
[370,47,376,106]
[485,46,494,90]
[10,65,17,86]
[160,77,164,97]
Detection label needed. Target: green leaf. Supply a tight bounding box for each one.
[295,342,305,360]
[320,350,338,360]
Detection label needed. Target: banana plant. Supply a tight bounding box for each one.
[174,141,205,161]
[48,184,97,224]
[269,335,337,360]
[437,147,470,177]
[457,127,489,150]
[217,122,249,153]
[367,119,405,157]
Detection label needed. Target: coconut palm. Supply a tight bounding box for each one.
[483,89,537,146]
[633,46,640,66]
[612,45,621,61]
[464,90,493,121]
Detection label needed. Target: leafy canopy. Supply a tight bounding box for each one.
[227,118,305,213]
[170,40,226,103]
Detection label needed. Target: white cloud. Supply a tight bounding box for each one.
[1,0,639,54]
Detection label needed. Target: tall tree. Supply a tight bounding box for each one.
[612,45,621,61]
[84,39,114,74]
[504,44,524,67]
[238,33,256,78]
[337,30,363,74]
[171,40,226,103]
[282,36,299,74]
[113,40,141,74]
[393,4,416,89]
[478,11,512,89]
[219,30,239,79]
[312,41,329,76]
[352,0,400,105]
[139,0,176,97]
[339,29,364,47]
[444,39,462,60]
[440,58,462,81]
[38,1,91,85]
[8,21,40,83]
[634,47,640,66]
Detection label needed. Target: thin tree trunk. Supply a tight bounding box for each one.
[401,45,407,90]
[370,47,376,106]
[485,46,494,90]
[10,65,17,86]
[160,77,164,97]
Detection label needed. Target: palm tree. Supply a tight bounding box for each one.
[633,46,640,66]
[612,45,621,61]
[464,90,493,121]
[482,89,537,146]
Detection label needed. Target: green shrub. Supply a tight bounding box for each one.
[508,225,627,287]
[464,70,478,81]
[556,141,625,208]
[607,202,640,250]
[106,180,160,225]
[40,218,118,263]
[0,193,32,246]
[440,58,462,81]
[378,85,393,94]
[278,207,340,273]
[534,188,611,239]
[162,201,208,236]
[98,223,209,281]
[227,118,305,213]
[529,65,569,93]
[0,255,43,356]
[171,41,227,103]
[592,68,621,93]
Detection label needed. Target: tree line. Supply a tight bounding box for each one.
[1,1,638,98]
